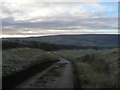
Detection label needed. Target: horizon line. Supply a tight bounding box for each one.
[1,33,119,39]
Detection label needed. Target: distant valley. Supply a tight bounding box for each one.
[3,34,119,47]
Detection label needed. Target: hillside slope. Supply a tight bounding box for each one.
[3,34,119,47]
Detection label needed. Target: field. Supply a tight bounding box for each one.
[2,48,58,77]
[55,48,119,88]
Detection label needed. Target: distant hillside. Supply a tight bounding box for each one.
[3,34,119,47]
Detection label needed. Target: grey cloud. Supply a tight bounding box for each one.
[1,1,118,37]
[2,17,117,31]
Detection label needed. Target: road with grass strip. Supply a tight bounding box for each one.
[17,56,74,88]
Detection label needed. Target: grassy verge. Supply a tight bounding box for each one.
[55,48,119,88]
[2,48,58,88]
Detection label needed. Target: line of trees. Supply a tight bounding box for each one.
[2,40,29,49]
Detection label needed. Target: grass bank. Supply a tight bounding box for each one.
[2,48,58,88]
[55,48,119,88]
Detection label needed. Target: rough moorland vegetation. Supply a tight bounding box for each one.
[2,48,58,77]
[55,48,119,88]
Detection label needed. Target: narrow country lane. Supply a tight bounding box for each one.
[17,56,74,88]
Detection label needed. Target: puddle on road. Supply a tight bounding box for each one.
[30,63,67,88]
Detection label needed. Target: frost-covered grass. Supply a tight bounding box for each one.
[55,48,119,88]
[2,48,58,77]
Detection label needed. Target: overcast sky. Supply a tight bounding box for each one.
[1,0,119,38]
